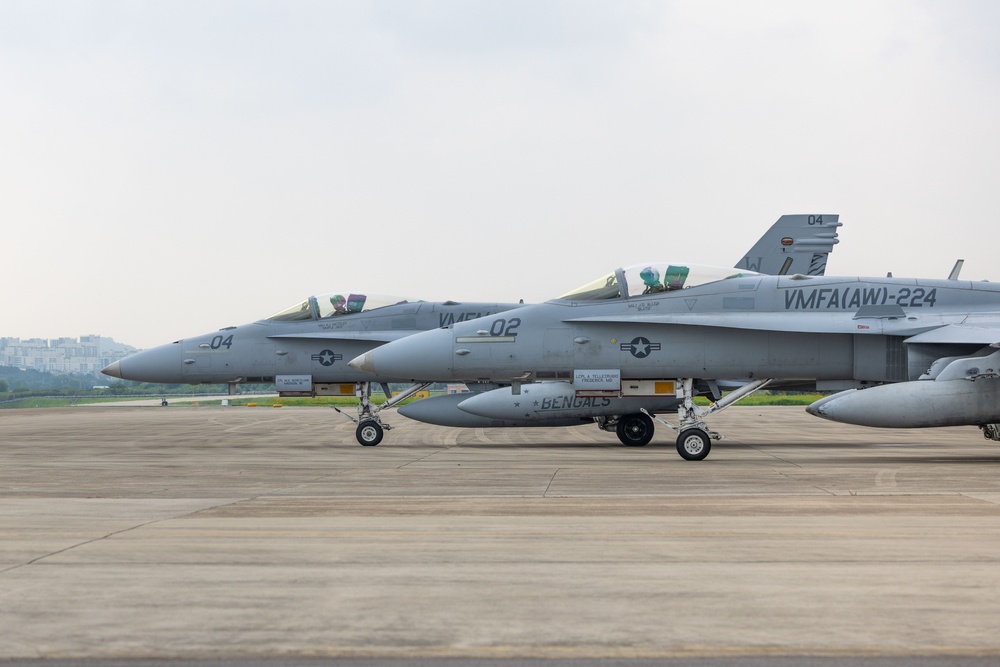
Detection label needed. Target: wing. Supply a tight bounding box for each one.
[901,322,1000,345]
[267,330,418,343]
[562,311,946,336]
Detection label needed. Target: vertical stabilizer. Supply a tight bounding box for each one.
[734,214,841,276]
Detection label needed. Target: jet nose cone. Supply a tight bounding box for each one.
[349,328,454,381]
[104,344,184,383]
[348,351,375,374]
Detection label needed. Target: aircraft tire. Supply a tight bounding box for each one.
[356,420,384,446]
[676,428,711,461]
[616,413,654,447]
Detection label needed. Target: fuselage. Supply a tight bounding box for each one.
[104,299,525,385]
[352,274,1000,385]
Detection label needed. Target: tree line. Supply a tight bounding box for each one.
[0,366,272,397]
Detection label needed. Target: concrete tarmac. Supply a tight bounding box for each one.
[1,405,1000,662]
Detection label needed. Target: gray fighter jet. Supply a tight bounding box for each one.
[352,229,1000,460]
[389,214,842,441]
[103,293,524,445]
[102,213,839,448]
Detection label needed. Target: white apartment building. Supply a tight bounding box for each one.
[0,336,137,375]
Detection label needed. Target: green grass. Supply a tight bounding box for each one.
[694,393,824,406]
[223,396,380,407]
[0,396,153,409]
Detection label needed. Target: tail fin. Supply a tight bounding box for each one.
[734,214,841,276]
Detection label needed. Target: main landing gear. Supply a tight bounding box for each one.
[615,412,655,447]
[333,381,431,446]
[981,424,1000,441]
[644,378,774,461]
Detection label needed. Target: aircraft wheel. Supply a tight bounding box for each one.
[356,420,384,446]
[616,413,654,447]
[676,428,711,461]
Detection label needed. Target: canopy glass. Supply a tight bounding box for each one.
[557,263,760,302]
[266,293,412,321]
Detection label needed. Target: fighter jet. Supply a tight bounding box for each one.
[352,229,1000,460]
[103,293,524,445]
[348,214,841,446]
[101,213,838,448]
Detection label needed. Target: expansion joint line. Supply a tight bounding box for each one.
[0,493,310,575]
[397,443,461,469]
[543,468,561,497]
[0,515,172,575]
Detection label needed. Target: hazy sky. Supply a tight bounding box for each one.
[4,1,1000,348]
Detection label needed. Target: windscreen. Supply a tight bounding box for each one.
[266,293,413,321]
[557,271,623,301]
[266,299,314,321]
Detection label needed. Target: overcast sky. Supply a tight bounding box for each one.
[3,1,1000,349]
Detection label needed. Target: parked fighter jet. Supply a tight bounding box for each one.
[352,233,1000,460]
[102,213,839,448]
[103,294,524,445]
[392,214,842,443]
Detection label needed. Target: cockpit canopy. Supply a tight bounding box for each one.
[266,293,413,322]
[557,263,760,302]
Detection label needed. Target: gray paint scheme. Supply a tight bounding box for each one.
[354,274,999,384]
[355,262,1000,456]
[399,213,845,434]
[103,300,522,386]
[101,213,841,448]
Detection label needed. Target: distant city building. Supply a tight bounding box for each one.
[0,336,137,375]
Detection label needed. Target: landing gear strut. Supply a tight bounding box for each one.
[644,378,774,461]
[333,381,431,446]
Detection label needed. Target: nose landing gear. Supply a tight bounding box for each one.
[644,377,774,461]
[333,381,432,446]
[356,419,384,446]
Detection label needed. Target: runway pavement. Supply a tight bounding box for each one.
[1,405,1000,664]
